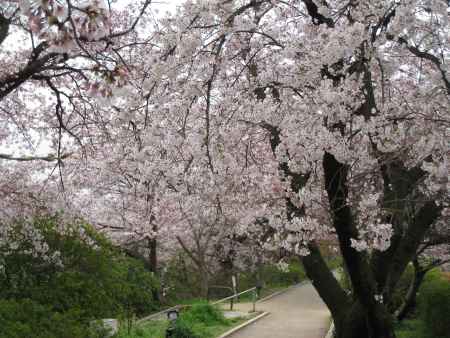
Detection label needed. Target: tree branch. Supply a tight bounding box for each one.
[0,13,9,46]
[387,34,450,96]
[0,152,72,162]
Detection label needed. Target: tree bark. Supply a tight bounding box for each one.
[0,13,9,46]
[199,264,209,299]
[148,236,157,273]
[300,242,350,320]
[323,152,395,338]
[395,260,426,321]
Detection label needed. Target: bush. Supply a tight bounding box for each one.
[418,270,450,338]
[172,319,200,338]
[115,320,167,338]
[168,303,226,338]
[237,259,306,294]
[0,216,160,337]
[0,299,94,338]
[395,318,426,338]
[182,303,226,325]
[260,260,305,286]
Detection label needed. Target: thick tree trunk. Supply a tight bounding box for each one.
[301,248,397,338]
[395,261,426,321]
[334,301,396,338]
[0,14,9,46]
[322,152,396,338]
[300,243,350,320]
[334,302,368,338]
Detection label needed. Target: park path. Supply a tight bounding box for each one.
[227,282,330,338]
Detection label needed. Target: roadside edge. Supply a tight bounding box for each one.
[325,319,335,338]
[217,311,270,338]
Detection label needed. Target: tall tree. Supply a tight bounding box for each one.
[106,2,447,337]
[1,2,448,337]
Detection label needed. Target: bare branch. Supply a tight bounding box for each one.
[0,152,73,162]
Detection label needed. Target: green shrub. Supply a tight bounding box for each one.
[0,299,93,338]
[182,303,226,325]
[260,260,305,286]
[115,320,167,338]
[0,216,160,337]
[237,259,306,293]
[395,318,426,338]
[167,303,226,338]
[418,270,450,338]
[172,319,200,338]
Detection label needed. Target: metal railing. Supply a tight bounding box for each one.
[137,286,258,324]
[212,287,258,312]
[136,304,188,324]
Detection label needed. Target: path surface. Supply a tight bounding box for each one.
[227,282,330,338]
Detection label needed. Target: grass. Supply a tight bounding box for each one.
[115,303,251,338]
[394,269,450,338]
[115,317,248,338]
[115,320,167,338]
[395,318,425,338]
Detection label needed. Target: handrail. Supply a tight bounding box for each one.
[212,287,257,305]
[136,304,188,324]
[207,285,234,301]
[137,286,258,324]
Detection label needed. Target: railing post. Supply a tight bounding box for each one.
[252,288,256,312]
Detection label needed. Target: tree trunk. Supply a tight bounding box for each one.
[301,251,396,338]
[334,302,368,338]
[147,236,157,273]
[149,237,160,302]
[334,301,396,338]
[0,13,9,46]
[199,264,209,299]
[395,262,426,321]
[322,153,396,338]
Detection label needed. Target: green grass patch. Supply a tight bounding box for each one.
[115,320,167,338]
[395,318,425,338]
[418,270,450,338]
[117,303,248,338]
[395,269,450,338]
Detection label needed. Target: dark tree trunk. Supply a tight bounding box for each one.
[334,302,368,338]
[199,264,209,299]
[300,243,350,320]
[395,260,426,321]
[322,152,396,338]
[0,13,9,46]
[301,249,396,338]
[147,236,160,302]
[148,236,157,273]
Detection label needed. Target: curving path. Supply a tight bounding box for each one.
[227,282,330,338]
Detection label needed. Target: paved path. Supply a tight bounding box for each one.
[227,282,330,338]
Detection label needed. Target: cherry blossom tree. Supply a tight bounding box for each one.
[100,1,447,337]
[1,1,449,338]
[0,0,160,288]
[0,0,153,163]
